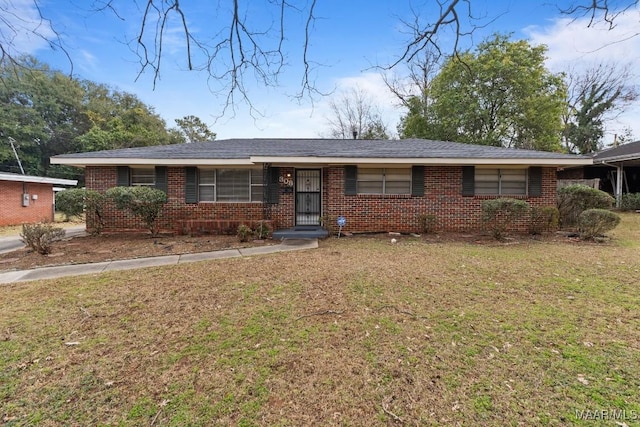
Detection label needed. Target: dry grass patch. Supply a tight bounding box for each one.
[1,214,639,426]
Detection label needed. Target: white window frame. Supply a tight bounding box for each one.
[130,167,155,186]
[198,168,263,202]
[475,168,528,196]
[357,167,412,195]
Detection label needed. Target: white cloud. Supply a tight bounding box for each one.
[525,8,640,141]
[0,0,57,55]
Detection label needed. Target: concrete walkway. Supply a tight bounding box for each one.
[0,226,87,255]
[0,239,318,284]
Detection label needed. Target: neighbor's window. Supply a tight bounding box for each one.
[357,168,411,195]
[198,169,263,202]
[475,168,527,195]
[130,167,155,186]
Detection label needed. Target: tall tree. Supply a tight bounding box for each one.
[2,1,633,109]
[174,115,216,143]
[398,35,567,151]
[562,63,638,153]
[0,57,183,180]
[324,88,390,139]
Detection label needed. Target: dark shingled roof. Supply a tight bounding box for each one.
[53,138,587,161]
[593,140,640,163]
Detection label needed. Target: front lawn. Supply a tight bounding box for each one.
[2,214,639,426]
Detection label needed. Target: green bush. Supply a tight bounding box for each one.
[253,221,271,239]
[557,185,614,228]
[105,186,168,235]
[55,188,86,220]
[418,214,437,234]
[578,209,621,240]
[481,198,530,240]
[237,224,253,242]
[529,206,559,235]
[20,223,66,255]
[620,193,640,211]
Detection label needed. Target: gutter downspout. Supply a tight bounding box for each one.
[601,161,623,208]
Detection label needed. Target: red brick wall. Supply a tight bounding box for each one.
[323,166,557,233]
[84,165,558,234]
[0,181,55,226]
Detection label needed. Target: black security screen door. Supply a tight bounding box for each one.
[295,169,321,225]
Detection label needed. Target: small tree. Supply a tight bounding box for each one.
[481,198,530,240]
[84,190,107,234]
[557,184,615,228]
[105,186,168,235]
[20,223,66,255]
[578,209,621,240]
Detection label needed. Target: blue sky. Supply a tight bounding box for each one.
[5,0,640,143]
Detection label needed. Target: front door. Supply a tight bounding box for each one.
[295,169,321,225]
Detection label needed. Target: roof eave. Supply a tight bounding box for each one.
[51,156,592,167]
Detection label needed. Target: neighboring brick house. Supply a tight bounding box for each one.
[51,139,591,235]
[0,172,78,226]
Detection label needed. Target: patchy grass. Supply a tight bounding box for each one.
[1,213,639,426]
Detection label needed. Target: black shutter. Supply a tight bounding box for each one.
[116,166,130,187]
[528,166,542,197]
[155,166,168,193]
[461,166,475,196]
[411,166,425,196]
[185,167,198,203]
[344,165,357,195]
[265,166,279,204]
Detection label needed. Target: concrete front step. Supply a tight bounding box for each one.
[272,226,329,240]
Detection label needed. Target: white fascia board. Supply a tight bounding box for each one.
[0,173,77,186]
[250,156,593,166]
[593,153,640,164]
[50,158,255,167]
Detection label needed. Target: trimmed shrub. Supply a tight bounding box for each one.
[620,193,640,211]
[253,221,271,239]
[529,206,560,235]
[237,224,252,242]
[105,186,168,235]
[55,188,86,220]
[481,198,530,240]
[578,209,621,240]
[20,223,66,255]
[557,184,615,228]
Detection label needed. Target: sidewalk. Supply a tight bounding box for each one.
[0,239,318,284]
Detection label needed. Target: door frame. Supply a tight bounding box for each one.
[294,168,322,226]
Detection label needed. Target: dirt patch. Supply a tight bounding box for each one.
[0,232,276,272]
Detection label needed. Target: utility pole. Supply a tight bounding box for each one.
[8,137,25,174]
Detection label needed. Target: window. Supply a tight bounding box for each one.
[130,167,155,186]
[198,169,263,202]
[475,168,527,195]
[357,168,411,195]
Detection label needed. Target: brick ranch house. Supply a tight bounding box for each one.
[0,172,78,226]
[50,139,591,235]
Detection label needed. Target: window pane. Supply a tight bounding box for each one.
[358,168,384,181]
[358,181,384,194]
[130,168,155,186]
[386,181,411,194]
[251,169,264,185]
[199,185,215,202]
[385,168,411,181]
[251,185,263,202]
[199,169,216,185]
[217,169,250,201]
[475,169,499,195]
[501,169,527,195]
